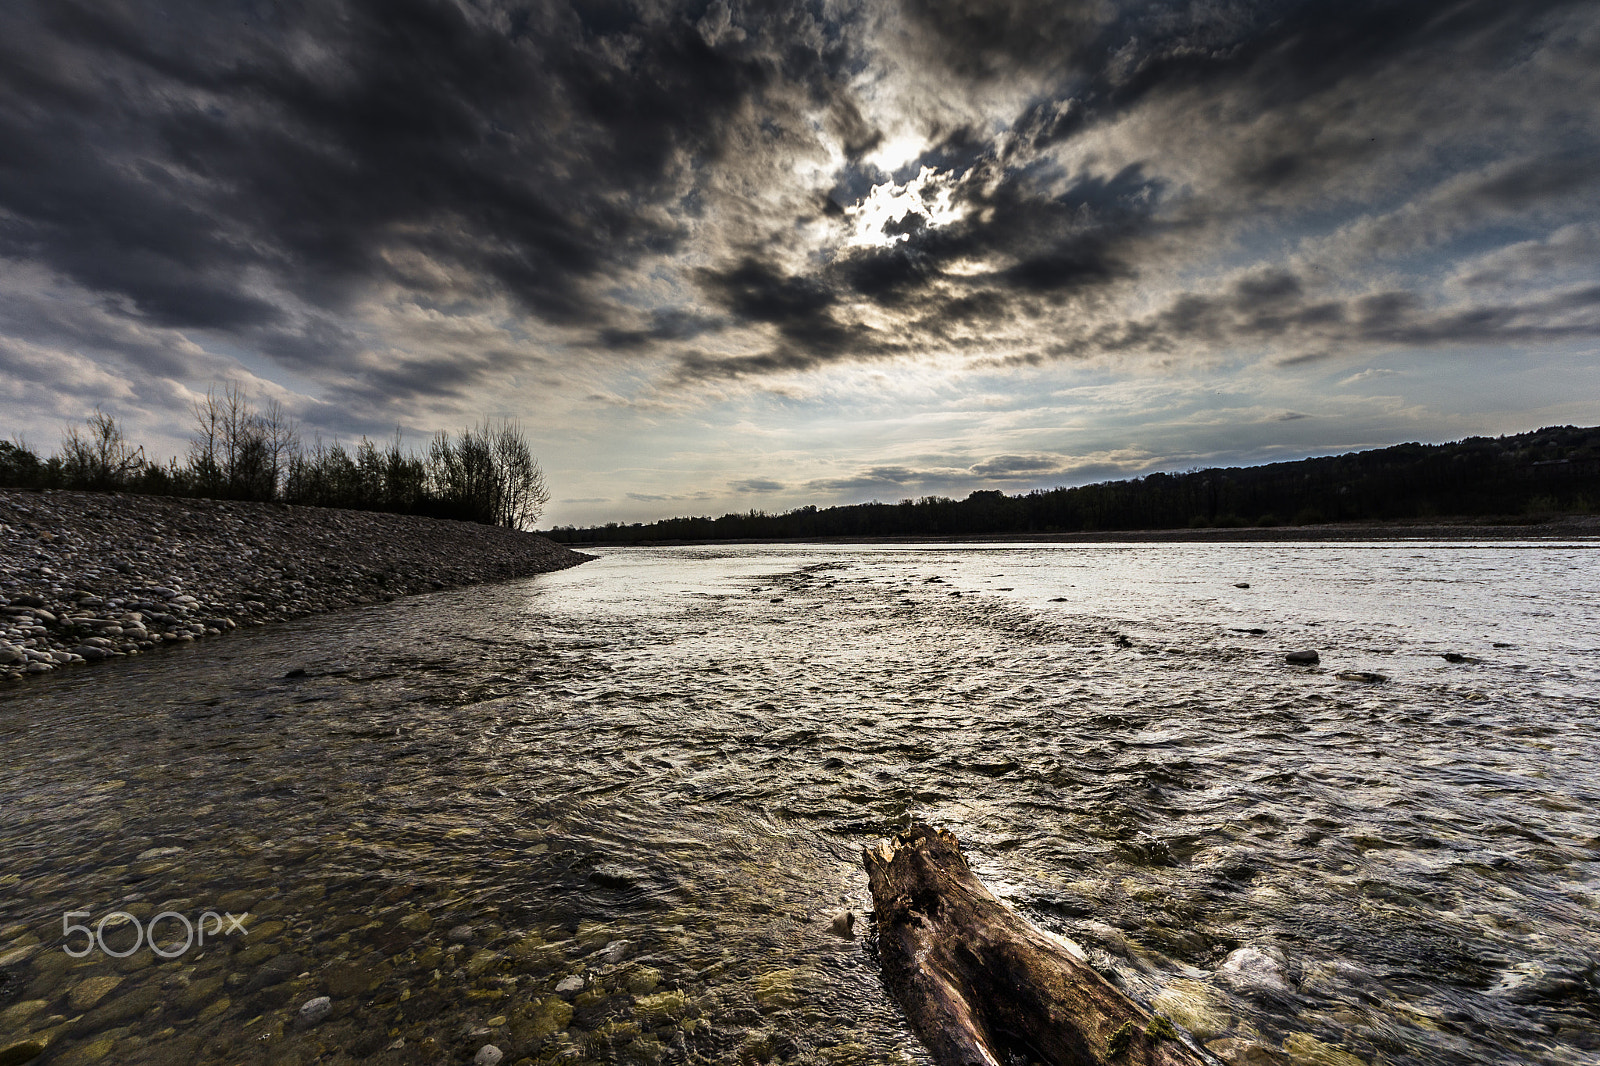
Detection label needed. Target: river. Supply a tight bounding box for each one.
[1,542,1597,1066]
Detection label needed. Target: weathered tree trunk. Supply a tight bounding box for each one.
[864,825,1209,1066]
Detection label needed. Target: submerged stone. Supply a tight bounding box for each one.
[633,990,688,1024]
[0,1040,47,1066]
[298,996,332,1025]
[1281,1033,1366,1066]
[1206,1037,1290,1065]
[1217,946,1292,993]
[1150,978,1233,1040]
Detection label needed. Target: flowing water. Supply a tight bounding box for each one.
[2,542,1598,1066]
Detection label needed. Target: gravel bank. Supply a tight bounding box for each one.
[0,489,591,681]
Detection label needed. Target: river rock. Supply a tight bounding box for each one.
[555,975,584,995]
[1216,945,1292,993]
[588,864,640,889]
[83,981,164,1027]
[463,949,502,977]
[298,996,333,1024]
[1284,650,1319,664]
[0,1001,47,1031]
[1150,978,1233,1040]
[829,910,856,937]
[1281,1033,1366,1066]
[67,974,122,1011]
[1488,958,1596,1002]
[474,1046,504,1066]
[1335,671,1387,683]
[0,1040,47,1066]
[1206,1038,1290,1066]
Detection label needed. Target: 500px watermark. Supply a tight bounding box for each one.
[62,910,248,959]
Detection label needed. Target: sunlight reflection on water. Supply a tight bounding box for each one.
[2,542,1598,1066]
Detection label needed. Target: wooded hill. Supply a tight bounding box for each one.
[547,424,1600,544]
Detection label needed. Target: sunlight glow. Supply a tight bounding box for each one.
[844,167,967,249]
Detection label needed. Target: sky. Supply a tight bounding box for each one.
[2,0,1598,527]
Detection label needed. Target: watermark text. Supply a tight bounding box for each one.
[63,909,248,959]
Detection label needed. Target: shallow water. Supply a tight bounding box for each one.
[2,542,1599,1066]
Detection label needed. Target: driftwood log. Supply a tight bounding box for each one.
[864,825,1209,1066]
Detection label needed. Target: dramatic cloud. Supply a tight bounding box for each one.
[0,0,1597,522]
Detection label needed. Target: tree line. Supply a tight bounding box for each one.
[547,424,1600,544]
[0,386,551,529]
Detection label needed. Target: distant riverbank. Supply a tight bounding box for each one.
[553,513,1600,548]
[0,489,590,681]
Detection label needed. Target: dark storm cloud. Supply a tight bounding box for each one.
[730,477,786,493]
[806,466,925,492]
[0,0,1596,404]
[1050,274,1600,363]
[672,0,1599,381]
[968,454,1061,476]
[0,0,845,374]
[677,161,1161,379]
[682,257,909,379]
[598,309,727,350]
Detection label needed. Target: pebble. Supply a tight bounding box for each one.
[0,1041,47,1066]
[1488,958,1597,1002]
[1205,1037,1290,1065]
[555,975,584,995]
[474,1046,504,1066]
[67,974,122,1011]
[1281,1033,1366,1066]
[298,996,332,1024]
[0,489,589,683]
[1151,978,1233,1040]
[1217,945,1293,993]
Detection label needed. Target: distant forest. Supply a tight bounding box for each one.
[548,425,1600,544]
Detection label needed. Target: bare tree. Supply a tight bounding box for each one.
[424,420,549,529]
[61,408,145,490]
[259,397,299,496]
[187,388,226,496]
[490,420,551,529]
[187,384,299,500]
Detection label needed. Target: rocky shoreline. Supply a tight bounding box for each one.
[0,489,591,682]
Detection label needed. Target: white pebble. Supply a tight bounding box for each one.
[299,996,332,1023]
